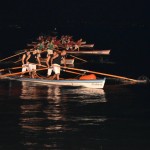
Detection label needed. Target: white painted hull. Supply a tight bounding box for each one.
[40,58,75,65]
[81,41,86,44]
[67,50,110,55]
[61,58,74,65]
[7,77,106,89]
[80,44,94,48]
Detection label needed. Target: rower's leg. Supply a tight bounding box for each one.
[32,64,37,78]
[31,71,34,78]
[47,68,52,77]
[51,74,56,80]
[22,65,26,72]
[28,64,32,78]
[46,55,50,67]
[21,65,26,77]
[56,73,60,80]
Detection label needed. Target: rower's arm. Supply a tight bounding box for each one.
[62,57,66,67]
[51,54,58,66]
[22,54,25,65]
[26,54,30,63]
[50,57,53,66]
[37,56,41,65]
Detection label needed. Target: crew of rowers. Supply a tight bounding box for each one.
[21,35,84,79]
[31,35,84,51]
[21,46,66,80]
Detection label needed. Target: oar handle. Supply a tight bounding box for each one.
[0,51,26,62]
[0,66,23,72]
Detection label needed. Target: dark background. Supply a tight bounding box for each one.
[0,1,149,25]
[0,0,150,76]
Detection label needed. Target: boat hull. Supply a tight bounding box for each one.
[67,50,110,55]
[7,77,105,89]
[61,58,74,65]
[80,44,94,48]
[40,58,75,65]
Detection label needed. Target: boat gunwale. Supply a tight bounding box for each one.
[4,76,106,88]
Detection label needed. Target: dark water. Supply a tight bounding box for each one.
[0,79,150,150]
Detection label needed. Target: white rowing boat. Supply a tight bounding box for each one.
[6,77,106,89]
[67,50,111,55]
[15,49,110,56]
[81,41,86,45]
[61,58,74,65]
[80,44,94,48]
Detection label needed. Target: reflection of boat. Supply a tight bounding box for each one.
[19,82,66,132]
[72,88,105,95]
[20,81,107,102]
[19,81,108,148]
[65,87,107,103]
[8,77,106,89]
[67,50,110,55]
[20,81,61,100]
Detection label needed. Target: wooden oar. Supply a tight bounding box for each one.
[0,67,48,78]
[61,69,82,75]
[0,51,26,62]
[68,54,87,62]
[0,66,23,72]
[14,59,22,63]
[61,66,146,83]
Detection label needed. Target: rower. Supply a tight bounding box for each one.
[46,40,54,68]
[36,40,44,58]
[66,40,74,51]
[74,38,82,51]
[47,50,66,80]
[21,50,30,77]
[26,49,41,78]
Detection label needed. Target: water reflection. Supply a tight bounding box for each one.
[19,82,64,148]
[20,81,107,102]
[20,82,65,130]
[19,81,107,149]
[20,81,48,100]
[62,87,107,104]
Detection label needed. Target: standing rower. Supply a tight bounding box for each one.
[46,40,54,68]
[21,50,30,77]
[26,49,41,78]
[36,40,44,58]
[47,50,66,80]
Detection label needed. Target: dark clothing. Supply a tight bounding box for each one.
[28,53,37,63]
[53,55,65,65]
[53,55,61,65]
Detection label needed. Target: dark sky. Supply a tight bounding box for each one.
[0,0,150,67]
[0,0,149,27]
